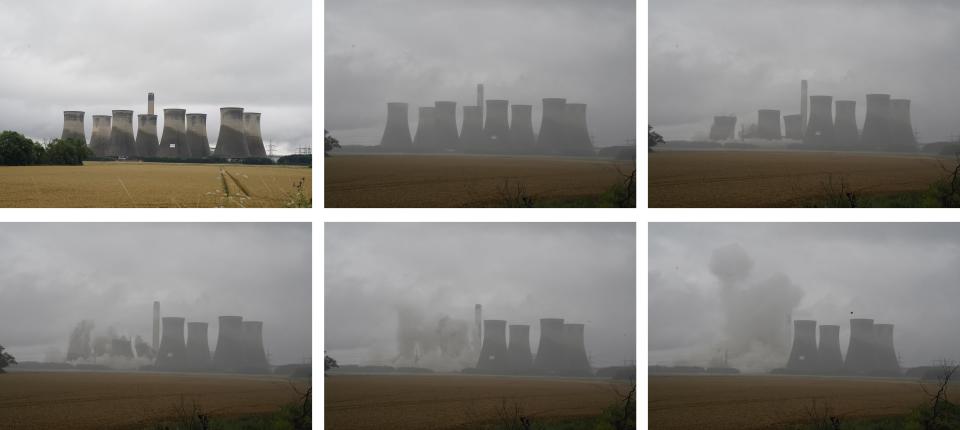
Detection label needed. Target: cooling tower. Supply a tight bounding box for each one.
[89,115,112,157]
[61,111,86,144]
[459,106,484,148]
[507,324,533,374]
[186,322,211,371]
[244,112,266,157]
[148,92,155,115]
[157,317,187,371]
[241,321,269,372]
[509,105,535,148]
[756,109,782,140]
[483,100,510,146]
[563,103,593,155]
[377,102,412,149]
[477,320,509,372]
[786,320,818,373]
[709,116,737,141]
[783,114,802,140]
[158,109,186,158]
[110,337,134,358]
[889,99,916,150]
[873,323,900,374]
[801,80,808,135]
[213,316,244,372]
[537,98,567,151]
[834,100,859,148]
[434,101,459,149]
[817,325,844,374]
[534,318,566,373]
[413,107,437,148]
[136,114,159,157]
[185,114,209,158]
[861,94,891,149]
[213,107,250,158]
[561,324,591,375]
[845,318,876,374]
[152,301,160,351]
[804,96,834,147]
[107,110,137,157]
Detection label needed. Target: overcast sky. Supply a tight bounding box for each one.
[650,0,960,142]
[0,223,311,365]
[325,0,636,148]
[650,223,960,372]
[0,0,311,155]
[325,223,635,370]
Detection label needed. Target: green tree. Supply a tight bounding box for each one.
[324,129,340,157]
[325,352,339,371]
[648,126,665,152]
[0,345,16,373]
[0,131,42,165]
[44,138,92,165]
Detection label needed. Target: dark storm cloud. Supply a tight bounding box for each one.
[0,223,311,364]
[325,223,636,369]
[650,223,960,371]
[650,0,960,142]
[0,0,311,154]
[324,0,636,148]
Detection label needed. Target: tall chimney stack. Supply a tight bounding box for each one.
[477,84,484,119]
[148,92,155,115]
[800,80,808,135]
[474,304,482,352]
[152,301,160,351]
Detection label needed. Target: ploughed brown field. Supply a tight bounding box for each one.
[325,154,634,207]
[649,374,946,429]
[0,371,308,429]
[0,161,311,207]
[648,150,948,207]
[325,374,630,430]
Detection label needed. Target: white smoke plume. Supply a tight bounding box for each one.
[391,305,477,372]
[65,320,154,370]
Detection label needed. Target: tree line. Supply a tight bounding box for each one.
[0,131,91,166]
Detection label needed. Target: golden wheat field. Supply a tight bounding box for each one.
[648,150,948,207]
[0,162,311,207]
[649,374,946,430]
[0,371,309,429]
[324,154,635,207]
[325,374,631,430]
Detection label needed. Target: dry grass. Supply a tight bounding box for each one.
[0,371,309,430]
[649,374,949,430]
[648,150,947,207]
[325,154,634,207]
[0,161,312,207]
[325,373,629,430]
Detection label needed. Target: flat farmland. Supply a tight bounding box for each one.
[649,150,947,207]
[649,374,942,430]
[325,374,631,430]
[0,162,311,207]
[0,371,309,429]
[325,154,634,207]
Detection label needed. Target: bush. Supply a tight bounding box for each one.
[278,154,311,165]
[0,131,43,165]
[43,138,92,165]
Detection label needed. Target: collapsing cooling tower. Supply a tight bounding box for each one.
[186,322,211,371]
[214,107,250,158]
[244,112,266,157]
[378,103,413,150]
[537,98,567,151]
[709,116,737,141]
[241,321,268,373]
[157,317,187,371]
[861,94,891,149]
[817,325,844,374]
[834,100,859,148]
[136,114,159,157]
[458,106,484,148]
[185,114,209,158]
[561,323,591,375]
[786,320,818,373]
[534,318,566,373]
[89,115,112,157]
[107,110,138,157]
[509,105,535,148]
[889,99,916,150]
[483,100,510,146]
[872,323,900,374]
[61,111,86,144]
[434,101,459,149]
[158,109,187,158]
[783,114,803,140]
[563,103,593,155]
[845,318,876,375]
[757,109,782,140]
[110,337,134,358]
[477,319,509,372]
[804,96,834,147]
[213,316,244,372]
[507,324,533,374]
[414,107,437,148]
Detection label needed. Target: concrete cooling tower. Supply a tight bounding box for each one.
[873,323,900,375]
[185,114,209,158]
[561,323,591,375]
[509,105,535,148]
[106,110,137,157]
[158,109,186,158]
[213,316,244,372]
[110,337,134,358]
[214,107,250,158]
[241,321,269,373]
[186,322,211,371]
[861,94,891,149]
[889,99,916,150]
[157,317,187,371]
[563,103,593,155]
[477,319,509,372]
[458,106,484,148]
[244,112,266,157]
[757,109,782,140]
[507,324,533,374]
[136,114,159,157]
[434,101,459,150]
[61,111,86,144]
[378,102,413,150]
[845,318,876,375]
[783,114,802,140]
[537,98,566,152]
[709,116,737,141]
[414,107,437,148]
[786,320,818,373]
[483,100,510,146]
[817,325,844,374]
[89,115,112,157]
[834,100,859,148]
[534,318,566,373]
[804,96,834,147]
